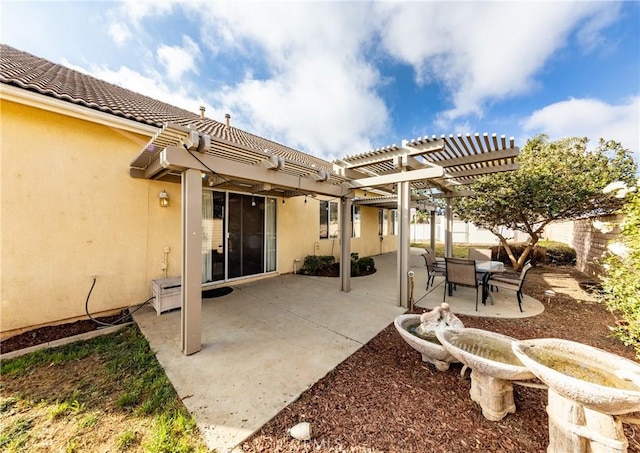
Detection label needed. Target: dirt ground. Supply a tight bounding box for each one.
[2,265,639,452]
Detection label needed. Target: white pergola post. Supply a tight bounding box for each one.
[339,196,352,292]
[430,209,436,252]
[397,180,411,307]
[445,197,453,258]
[181,168,202,355]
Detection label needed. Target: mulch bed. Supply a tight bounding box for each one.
[0,313,128,354]
[239,265,640,453]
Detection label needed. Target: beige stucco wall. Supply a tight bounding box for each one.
[1,100,181,335]
[276,195,398,273]
[1,99,398,336]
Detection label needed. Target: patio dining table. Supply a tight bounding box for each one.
[474,260,505,306]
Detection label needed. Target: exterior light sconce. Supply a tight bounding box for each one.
[251,196,256,207]
[159,190,170,207]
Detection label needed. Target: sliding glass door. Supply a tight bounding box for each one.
[202,190,276,283]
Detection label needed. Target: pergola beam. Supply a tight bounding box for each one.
[157,146,346,197]
[349,166,444,188]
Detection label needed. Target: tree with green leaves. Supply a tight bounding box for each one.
[454,134,637,270]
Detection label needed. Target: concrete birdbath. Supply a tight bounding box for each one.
[394,303,464,371]
[512,338,640,452]
[436,328,535,421]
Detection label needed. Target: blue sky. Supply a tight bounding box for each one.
[2,1,639,163]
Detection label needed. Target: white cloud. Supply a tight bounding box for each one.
[115,0,175,26]
[157,36,201,81]
[185,2,388,160]
[522,96,640,162]
[108,21,131,46]
[375,2,621,125]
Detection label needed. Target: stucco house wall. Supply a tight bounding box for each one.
[1,100,182,335]
[1,90,396,337]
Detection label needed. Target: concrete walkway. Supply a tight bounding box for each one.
[133,248,543,452]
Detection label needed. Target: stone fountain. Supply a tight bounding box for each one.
[394,303,464,371]
[513,338,640,453]
[436,328,535,421]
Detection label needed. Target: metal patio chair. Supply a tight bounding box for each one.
[487,262,533,312]
[444,257,485,311]
[422,253,446,288]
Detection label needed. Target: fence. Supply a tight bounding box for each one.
[543,214,622,280]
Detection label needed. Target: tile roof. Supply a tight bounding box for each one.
[0,44,333,172]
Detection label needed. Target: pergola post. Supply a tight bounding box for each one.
[430,209,436,252]
[445,197,453,258]
[397,180,411,307]
[181,168,202,355]
[339,196,352,292]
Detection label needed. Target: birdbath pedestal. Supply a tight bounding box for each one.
[436,328,535,421]
[512,338,640,453]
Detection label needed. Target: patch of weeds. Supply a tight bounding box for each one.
[116,429,140,451]
[48,399,85,420]
[77,411,99,429]
[103,327,179,415]
[116,390,141,409]
[0,417,33,452]
[65,437,80,453]
[145,409,207,453]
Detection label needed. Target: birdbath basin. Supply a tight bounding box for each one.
[394,303,464,371]
[512,338,640,415]
[436,328,535,420]
[512,339,640,452]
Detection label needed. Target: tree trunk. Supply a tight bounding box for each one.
[494,232,539,271]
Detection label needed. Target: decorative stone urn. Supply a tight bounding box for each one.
[436,328,535,421]
[512,338,640,453]
[394,303,464,371]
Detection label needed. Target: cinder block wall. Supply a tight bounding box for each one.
[544,215,622,280]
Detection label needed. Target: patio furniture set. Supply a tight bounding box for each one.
[421,248,532,312]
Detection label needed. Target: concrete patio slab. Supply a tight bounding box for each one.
[133,248,543,452]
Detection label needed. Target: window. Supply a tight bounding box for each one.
[320,201,339,239]
[378,209,388,236]
[351,205,361,238]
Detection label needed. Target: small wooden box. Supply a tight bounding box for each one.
[151,277,181,315]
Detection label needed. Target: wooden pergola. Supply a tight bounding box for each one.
[130,125,519,355]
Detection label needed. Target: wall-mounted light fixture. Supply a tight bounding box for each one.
[159,190,170,207]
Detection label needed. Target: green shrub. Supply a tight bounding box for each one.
[598,180,640,358]
[351,260,360,277]
[301,255,335,275]
[357,256,375,272]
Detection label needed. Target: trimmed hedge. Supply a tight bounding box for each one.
[301,255,335,275]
